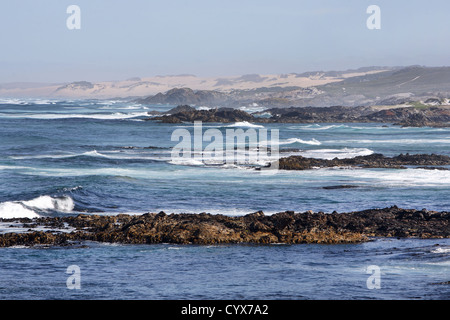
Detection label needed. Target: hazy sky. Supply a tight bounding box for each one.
[0,0,449,83]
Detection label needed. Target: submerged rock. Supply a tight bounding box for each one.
[322,185,359,190]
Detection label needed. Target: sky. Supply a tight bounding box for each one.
[0,0,449,83]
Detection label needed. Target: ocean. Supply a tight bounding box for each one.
[0,98,448,300]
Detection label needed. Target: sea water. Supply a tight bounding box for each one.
[0,99,448,299]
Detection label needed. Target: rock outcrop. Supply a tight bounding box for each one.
[0,207,448,247]
[150,107,254,123]
[147,105,450,127]
[278,153,450,170]
[256,106,375,123]
[364,107,450,127]
[137,88,228,105]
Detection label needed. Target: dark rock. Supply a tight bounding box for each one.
[167,105,197,114]
[431,281,450,285]
[245,211,265,219]
[137,88,228,105]
[151,107,254,123]
[0,206,448,247]
[146,104,450,127]
[323,185,359,190]
[279,153,450,170]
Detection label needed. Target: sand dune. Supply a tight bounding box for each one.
[0,70,388,99]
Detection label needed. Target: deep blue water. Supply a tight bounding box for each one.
[0,99,448,300]
[0,239,449,300]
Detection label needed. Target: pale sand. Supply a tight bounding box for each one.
[0,70,389,99]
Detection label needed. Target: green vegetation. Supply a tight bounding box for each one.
[410,101,429,109]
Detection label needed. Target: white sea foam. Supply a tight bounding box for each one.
[0,98,58,105]
[181,148,279,167]
[32,99,56,105]
[168,158,205,166]
[298,148,374,160]
[289,124,380,131]
[4,159,450,188]
[10,150,111,160]
[431,247,450,254]
[225,121,265,128]
[0,195,75,219]
[0,165,29,171]
[22,196,74,212]
[9,150,160,160]
[0,112,149,120]
[289,124,450,132]
[325,138,450,144]
[261,138,321,146]
[303,124,349,130]
[82,150,110,158]
[99,105,149,110]
[0,98,26,105]
[319,168,450,187]
[280,138,322,146]
[0,202,40,219]
[219,163,253,170]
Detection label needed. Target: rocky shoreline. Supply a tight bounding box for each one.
[0,206,448,247]
[147,105,450,127]
[278,153,450,170]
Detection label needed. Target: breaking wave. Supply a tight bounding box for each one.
[0,195,75,219]
[225,122,265,128]
[260,138,322,146]
[0,112,149,120]
[10,150,111,160]
[298,148,374,160]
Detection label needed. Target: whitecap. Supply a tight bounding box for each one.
[22,195,74,212]
[225,121,265,128]
[168,158,205,166]
[288,124,349,131]
[299,148,374,160]
[0,112,149,120]
[431,247,450,254]
[0,195,74,219]
[261,138,322,146]
[9,149,166,161]
[0,98,27,105]
[280,138,321,146]
[307,124,348,130]
[81,150,110,158]
[325,138,450,144]
[0,202,40,219]
[10,150,110,160]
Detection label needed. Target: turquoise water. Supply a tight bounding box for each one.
[0,99,448,300]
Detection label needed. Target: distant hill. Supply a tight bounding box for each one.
[310,66,450,106]
[135,66,450,108]
[1,66,449,108]
[136,88,228,105]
